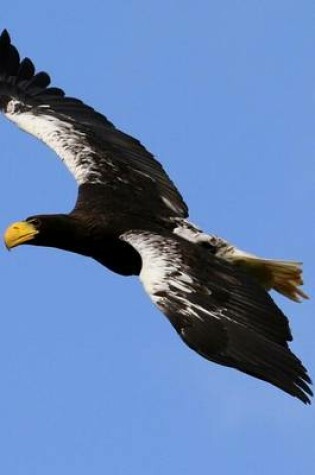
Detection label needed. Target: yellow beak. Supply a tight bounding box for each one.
[4,221,39,249]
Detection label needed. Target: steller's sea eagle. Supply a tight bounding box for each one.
[0,30,312,403]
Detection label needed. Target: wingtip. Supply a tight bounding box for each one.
[299,388,313,405]
[0,29,10,44]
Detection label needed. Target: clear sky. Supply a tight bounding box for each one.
[1,1,314,474]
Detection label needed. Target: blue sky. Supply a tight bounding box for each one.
[1,1,314,474]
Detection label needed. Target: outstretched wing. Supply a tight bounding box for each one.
[0,30,188,219]
[122,231,312,404]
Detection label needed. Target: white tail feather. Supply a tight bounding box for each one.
[217,249,309,303]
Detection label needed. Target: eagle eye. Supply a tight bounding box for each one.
[27,218,41,228]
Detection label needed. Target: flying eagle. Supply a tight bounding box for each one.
[1,30,312,403]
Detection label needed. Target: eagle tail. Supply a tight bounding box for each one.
[220,249,308,303]
[259,259,309,302]
[240,256,307,302]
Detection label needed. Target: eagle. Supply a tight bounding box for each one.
[1,30,312,403]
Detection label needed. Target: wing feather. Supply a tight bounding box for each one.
[0,30,188,219]
[122,231,312,403]
[17,58,35,81]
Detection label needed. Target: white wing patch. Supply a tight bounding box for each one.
[172,218,218,245]
[121,231,220,323]
[121,232,192,299]
[5,100,100,184]
[4,100,189,218]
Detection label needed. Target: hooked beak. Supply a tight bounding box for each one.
[4,221,39,250]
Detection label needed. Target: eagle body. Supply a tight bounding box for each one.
[1,30,312,404]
